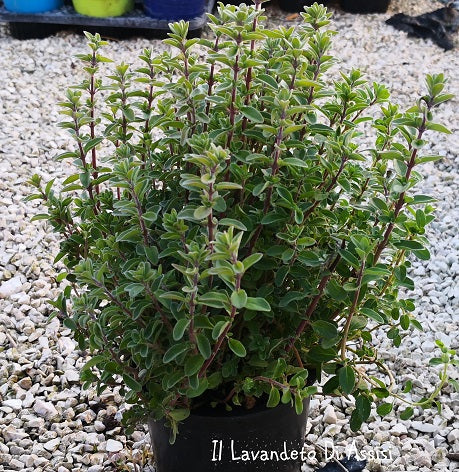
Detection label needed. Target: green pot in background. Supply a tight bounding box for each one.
[72,0,134,17]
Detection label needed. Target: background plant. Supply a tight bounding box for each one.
[28,2,457,439]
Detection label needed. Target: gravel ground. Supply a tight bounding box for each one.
[0,1,458,471]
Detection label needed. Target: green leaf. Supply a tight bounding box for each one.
[416,155,443,164]
[122,374,142,392]
[169,409,190,422]
[81,354,106,371]
[376,403,393,416]
[124,283,144,298]
[165,371,185,389]
[394,240,424,250]
[281,389,292,404]
[184,355,204,377]
[400,314,410,330]
[245,297,271,312]
[228,338,247,357]
[350,409,363,432]
[231,289,248,309]
[294,393,303,414]
[296,78,321,88]
[372,197,388,212]
[338,366,355,394]
[267,386,280,408]
[240,106,264,123]
[83,137,104,154]
[325,279,347,301]
[355,395,371,422]
[215,182,243,191]
[187,377,209,398]
[261,212,287,225]
[198,291,229,309]
[116,228,141,243]
[402,380,413,393]
[306,346,337,363]
[360,307,385,324]
[193,206,212,220]
[312,320,338,339]
[63,318,77,331]
[196,333,211,359]
[429,357,443,366]
[425,122,451,134]
[400,407,414,420]
[219,218,247,231]
[173,319,190,341]
[275,265,289,287]
[276,186,294,204]
[279,291,307,307]
[338,249,360,269]
[257,73,278,90]
[242,253,263,271]
[212,320,230,340]
[163,343,189,363]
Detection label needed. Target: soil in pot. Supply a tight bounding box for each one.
[4,0,63,13]
[72,0,134,18]
[340,0,390,14]
[148,399,311,472]
[144,0,206,20]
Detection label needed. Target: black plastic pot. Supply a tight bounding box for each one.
[340,0,390,14]
[148,399,311,472]
[278,0,323,13]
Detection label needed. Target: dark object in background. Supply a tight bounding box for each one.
[340,0,390,14]
[316,456,367,472]
[386,6,459,50]
[144,0,206,20]
[279,0,326,13]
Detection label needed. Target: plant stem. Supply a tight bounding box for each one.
[373,112,427,264]
[203,36,220,132]
[246,109,287,255]
[340,259,366,360]
[89,50,99,195]
[198,272,242,378]
[286,248,343,352]
[241,0,262,132]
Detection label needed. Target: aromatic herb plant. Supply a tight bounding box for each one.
[28,1,458,440]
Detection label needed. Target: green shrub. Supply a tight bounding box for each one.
[28,1,457,439]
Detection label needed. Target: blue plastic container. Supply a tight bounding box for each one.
[144,0,206,21]
[4,0,64,13]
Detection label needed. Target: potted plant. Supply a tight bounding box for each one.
[27,2,457,472]
[340,0,391,14]
[143,0,206,20]
[3,0,63,13]
[72,0,134,18]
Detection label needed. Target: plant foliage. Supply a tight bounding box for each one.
[27,2,457,439]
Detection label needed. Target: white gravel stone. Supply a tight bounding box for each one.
[323,404,338,424]
[2,425,29,442]
[411,421,438,434]
[0,275,25,298]
[106,439,123,452]
[448,429,459,443]
[392,423,409,436]
[43,438,60,452]
[64,370,80,383]
[33,399,59,421]
[2,399,22,410]
[413,451,432,468]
